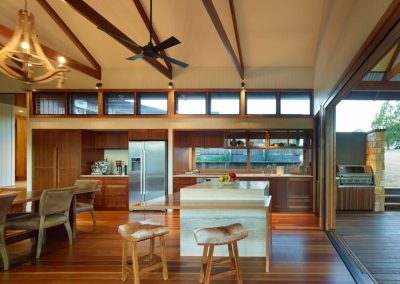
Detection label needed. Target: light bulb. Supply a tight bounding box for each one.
[21,41,29,50]
[57,56,66,66]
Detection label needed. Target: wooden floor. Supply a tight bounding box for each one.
[336,211,400,284]
[1,211,354,283]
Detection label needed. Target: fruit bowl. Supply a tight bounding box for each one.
[217,180,238,186]
[217,172,238,186]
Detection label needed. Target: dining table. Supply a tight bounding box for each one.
[1,186,100,244]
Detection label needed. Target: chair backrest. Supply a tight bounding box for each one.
[0,192,19,226]
[74,180,100,204]
[39,187,75,216]
[74,179,100,190]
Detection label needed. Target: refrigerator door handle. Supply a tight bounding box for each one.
[143,149,146,195]
[140,150,143,195]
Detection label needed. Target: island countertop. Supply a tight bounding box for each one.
[173,173,312,178]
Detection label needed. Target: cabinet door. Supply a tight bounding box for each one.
[173,177,197,192]
[204,132,224,148]
[128,129,168,141]
[268,178,288,211]
[57,130,82,187]
[181,133,204,147]
[104,177,128,210]
[287,178,312,211]
[32,130,57,191]
[95,131,128,149]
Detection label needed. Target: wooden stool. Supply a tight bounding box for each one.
[194,223,248,284]
[118,220,169,284]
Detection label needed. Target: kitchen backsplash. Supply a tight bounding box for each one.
[104,149,128,173]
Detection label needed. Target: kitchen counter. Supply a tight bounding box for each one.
[173,173,312,178]
[80,175,128,178]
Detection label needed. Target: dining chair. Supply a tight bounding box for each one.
[0,192,19,271]
[74,180,100,230]
[6,187,75,259]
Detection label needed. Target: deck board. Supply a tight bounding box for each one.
[1,211,354,283]
[337,211,400,283]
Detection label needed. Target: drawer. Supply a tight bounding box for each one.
[287,198,312,211]
[104,177,128,186]
[104,196,128,209]
[104,184,128,196]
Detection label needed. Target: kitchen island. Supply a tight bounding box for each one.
[131,181,271,272]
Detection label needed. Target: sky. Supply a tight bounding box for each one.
[336,100,386,132]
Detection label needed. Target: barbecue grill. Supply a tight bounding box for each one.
[337,165,374,187]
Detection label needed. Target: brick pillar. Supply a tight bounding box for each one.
[366,130,385,212]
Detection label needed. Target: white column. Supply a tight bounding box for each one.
[0,95,15,186]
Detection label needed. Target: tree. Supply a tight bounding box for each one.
[371,102,400,149]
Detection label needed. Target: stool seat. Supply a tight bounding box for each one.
[118,220,169,242]
[194,223,248,245]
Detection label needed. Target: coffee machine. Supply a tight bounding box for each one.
[116,160,122,175]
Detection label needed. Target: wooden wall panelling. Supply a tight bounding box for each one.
[182,132,204,147]
[15,115,27,180]
[57,130,82,187]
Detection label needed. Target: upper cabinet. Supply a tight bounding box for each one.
[128,129,168,141]
[94,131,128,149]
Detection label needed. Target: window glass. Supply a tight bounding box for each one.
[209,92,240,115]
[34,92,65,115]
[280,92,311,115]
[250,148,303,170]
[69,92,98,115]
[104,92,134,115]
[138,92,168,115]
[175,92,206,114]
[195,148,247,170]
[246,92,276,114]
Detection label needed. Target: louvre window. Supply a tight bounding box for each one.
[175,92,206,114]
[138,92,168,115]
[104,92,134,115]
[246,92,277,115]
[69,92,98,115]
[34,93,65,115]
[209,92,240,115]
[280,92,311,115]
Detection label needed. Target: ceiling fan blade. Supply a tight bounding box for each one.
[153,36,181,52]
[126,53,144,61]
[98,26,142,49]
[157,54,188,68]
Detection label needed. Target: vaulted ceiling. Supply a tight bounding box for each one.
[0,0,327,81]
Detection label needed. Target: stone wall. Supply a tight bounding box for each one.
[366,130,385,212]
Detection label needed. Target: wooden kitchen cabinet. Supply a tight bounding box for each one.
[287,177,312,211]
[268,177,288,211]
[181,133,204,147]
[79,176,128,210]
[204,132,224,147]
[94,131,128,149]
[32,129,81,191]
[173,177,197,192]
[128,129,168,140]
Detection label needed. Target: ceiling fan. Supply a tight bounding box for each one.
[99,0,188,68]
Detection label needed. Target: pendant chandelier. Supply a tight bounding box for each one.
[0,0,68,90]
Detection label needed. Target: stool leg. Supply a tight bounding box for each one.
[131,241,140,284]
[228,242,236,269]
[199,245,209,283]
[121,239,128,282]
[159,235,168,280]
[204,245,214,284]
[232,241,243,284]
[149,237,155,264]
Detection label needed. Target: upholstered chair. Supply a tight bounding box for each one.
[74,180,100,230]
[6,187,75,259]
[0,192,19,271]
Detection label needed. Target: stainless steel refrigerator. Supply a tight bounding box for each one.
[128,141,167,207]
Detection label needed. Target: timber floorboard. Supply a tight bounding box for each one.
[1,211,354,283]
[336,211,400,284]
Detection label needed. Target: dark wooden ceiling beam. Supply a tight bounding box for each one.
[37,0,102,78]
[64,0,172,79]
[355,80,400,91]
[229,0,244,70]
[0,23,101,80]
[132,0,172,71]
[385,43,400,80]
[202,0,244,79]
[387,61,400,80]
